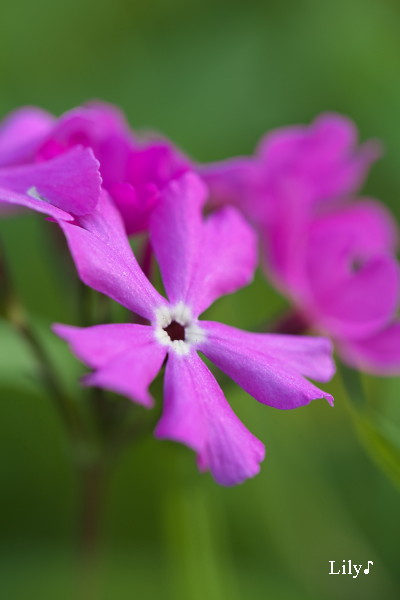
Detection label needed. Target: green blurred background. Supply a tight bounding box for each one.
[1,0,400,598]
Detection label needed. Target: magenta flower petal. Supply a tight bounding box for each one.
[53,323,166,407]
[311,255,399,339]
[126,140,188,191]
[114,140,190,234]
[257,113,380,203]
[0,103,193,235]
[155,351,265,486]
[202,113,380,221]
[149,173,206,303]
[199,156,257,210]
[337,322,400,375]
[108,182,148,234]
[150,173,257,316]
[206,329,335,382]
[258,115,358,166]
[37,102,134,185]
[0,147,102,216]
[76,190,135,255]
[185,206,257,316]
[308,201,398,277]
[58,192,167,320]
[305,205,400,339]
[0,107,55,167]
[0,187,73,221]
[199,321,334,409]
[107,141,189,235]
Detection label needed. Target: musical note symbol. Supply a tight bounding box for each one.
[364,561,373,574]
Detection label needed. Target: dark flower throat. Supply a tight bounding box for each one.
[164,320,186,341]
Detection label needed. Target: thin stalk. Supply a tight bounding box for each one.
[78,459,109,560]
[14,308,82,437]
[76,456,109,600]
[1,248,83,439]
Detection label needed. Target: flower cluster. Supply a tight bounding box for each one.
[8,103,398,484]
[202,114,400,374]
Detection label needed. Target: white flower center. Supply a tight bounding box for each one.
[153,302,205,356]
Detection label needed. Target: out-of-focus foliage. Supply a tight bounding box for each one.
[1,1,400,598]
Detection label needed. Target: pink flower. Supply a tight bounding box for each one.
[0,103,189,234]
[202,113,380,285]
[0,103,132,170]
[202,114,400,374]
[54,173,335,485]
[303,203,400,374]
[0,103,121,220]
[33,102,190,234]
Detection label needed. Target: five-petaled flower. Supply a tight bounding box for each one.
[53,174,335,485]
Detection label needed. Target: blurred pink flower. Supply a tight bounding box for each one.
[202,113,380,283]
[0,103,189,233]
[201,114,400,374]
[290,202,400,374]
[54,174,335,486]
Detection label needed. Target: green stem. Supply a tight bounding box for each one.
[76,456,109,600]
[1,233,89,440]
[26,318,80,431]
[1,243,83,438]
[79,459,108,560]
